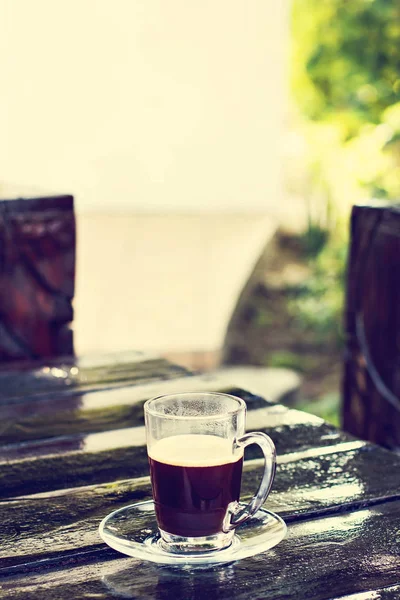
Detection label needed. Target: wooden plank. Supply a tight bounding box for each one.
[330,584,400,600]
[1,444,398,570]
[262,442,400,518]
[342,203,400,450]
[0,381,273,445]
[0,195,75,363]
[0,350,155,373]
[0,355,187,401]
[0,405,353,499]
[2,501,400,599]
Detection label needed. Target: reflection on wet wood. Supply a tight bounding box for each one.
[330,584,400,600]
[0,402,353,499]
[0,350,155,373]
[342,203,400,449]
[2,501,400,599]
[0,384,272,445]
[0,356,188,401]
[1,444,399,570]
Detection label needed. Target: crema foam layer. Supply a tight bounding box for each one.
[148,434,243,467]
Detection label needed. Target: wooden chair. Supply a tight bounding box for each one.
[342,203,400,450]
[0,194,75,363]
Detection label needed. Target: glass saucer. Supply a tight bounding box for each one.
[99,500,286,566]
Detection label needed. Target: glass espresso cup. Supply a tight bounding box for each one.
[144,392,276,554]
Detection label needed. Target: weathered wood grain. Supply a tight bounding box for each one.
[342,203,400,450]
[0,382,272,445]
[2,501,400,600]
[1,443,398,570]
[0,354,398,600]
[330,584,400,600]
[0,404,353,499]
[0,356,188,402]
[0,350,154,373]
[0,195,75,363]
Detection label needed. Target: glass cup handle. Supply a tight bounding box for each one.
[223,432,276,532]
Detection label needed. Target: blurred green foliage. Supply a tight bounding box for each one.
[301,222,329,258]
[292,0,400,137]
[291,0,400,202]
[289,231,347,346]
[289,0,400,349]
[268,350,308,372]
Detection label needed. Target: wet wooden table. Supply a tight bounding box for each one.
[0,352,399,600]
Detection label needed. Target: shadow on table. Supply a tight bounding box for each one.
[102,561,239,599]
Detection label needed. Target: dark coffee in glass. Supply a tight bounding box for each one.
[148,434,243,537]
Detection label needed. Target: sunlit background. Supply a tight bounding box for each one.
[2,0,400,424]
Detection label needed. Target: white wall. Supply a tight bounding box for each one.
[1,0,287,213]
